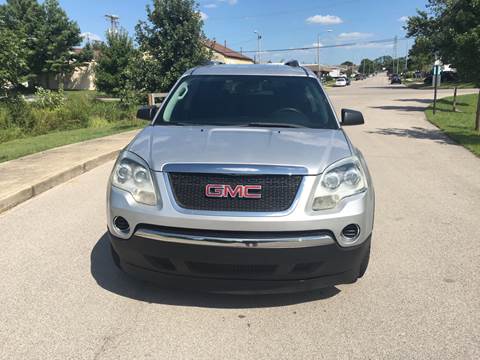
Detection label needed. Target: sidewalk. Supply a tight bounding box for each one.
[0,130,139,214]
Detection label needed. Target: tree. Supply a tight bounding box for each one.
[0,28,28,95]
[0,0,45,83]
[41,0,82,89]
[133,0,211,92]
[341,61,354,76]
[0,0,82,89]
[95,29,136,96]
[406,0,480,131]
[359,59,376,75]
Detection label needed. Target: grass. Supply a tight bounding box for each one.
[0,120,144,163]
[405,79,477,89]
[425,93,480,156]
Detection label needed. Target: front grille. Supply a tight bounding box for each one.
[168,173,302,212]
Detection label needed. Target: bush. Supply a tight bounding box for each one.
[0,90,138,141]
[88,116,110,128]
[3,96,36,131]
[0,127,24,142]
[34,87,65,110]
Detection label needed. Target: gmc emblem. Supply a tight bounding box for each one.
[205,184,262,199]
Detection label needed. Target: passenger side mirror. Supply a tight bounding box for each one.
[341,109,364,126]
[136,106,158,121]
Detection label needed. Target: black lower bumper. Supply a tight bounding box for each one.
[109,230,371,294]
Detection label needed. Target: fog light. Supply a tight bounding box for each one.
[113,216,130,233]
[342,224,360,240]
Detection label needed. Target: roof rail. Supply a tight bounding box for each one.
[284,59,300,67]
[203,60,225,66]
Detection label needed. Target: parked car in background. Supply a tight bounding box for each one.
[107,62,375,293]
[335,77,348,87]
[391,75,402,84]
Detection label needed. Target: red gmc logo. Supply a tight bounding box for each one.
[205,184,262,199]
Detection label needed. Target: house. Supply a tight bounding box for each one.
[205,40,254,65]
[303,64,344,78]
[36,47,97,90]
[39,40,253,91]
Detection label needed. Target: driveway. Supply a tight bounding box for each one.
[0,75,479,359]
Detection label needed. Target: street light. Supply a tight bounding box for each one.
[254,30,262,64]
[317,29,333,77]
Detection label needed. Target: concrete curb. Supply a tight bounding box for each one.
[0,150,120,214]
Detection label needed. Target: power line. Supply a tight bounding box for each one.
[223,37,407,56]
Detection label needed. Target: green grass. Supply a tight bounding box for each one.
[405,79,477,89]
[0,120,144,163]
[425,93,480,156]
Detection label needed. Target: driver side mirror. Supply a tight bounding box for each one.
[341,109,365,126]
[136,106,158,121]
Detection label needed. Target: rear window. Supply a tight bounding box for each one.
[156,75,338,129]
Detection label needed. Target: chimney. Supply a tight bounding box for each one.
[224,40,227,48]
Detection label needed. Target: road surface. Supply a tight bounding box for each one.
[1,75,479,359]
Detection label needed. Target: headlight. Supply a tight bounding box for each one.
[111,151,158,206]
[312,157,367,211]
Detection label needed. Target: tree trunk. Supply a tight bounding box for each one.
[58,72,64,91]
[476,88,480,132]
[452,86,457,112]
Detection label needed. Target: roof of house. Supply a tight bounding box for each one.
[205,40,253,62]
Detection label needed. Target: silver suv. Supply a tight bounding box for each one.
[107,62,374,293]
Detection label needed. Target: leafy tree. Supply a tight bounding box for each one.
[341,61,354,76]
[406,0,480,130]
[133,0,211,92]
[0,28,28,95]
[0,0,45,82]
[41,0,82,88]
[358,59,376,75]
[95,29,136,96]
[0,0,82,89]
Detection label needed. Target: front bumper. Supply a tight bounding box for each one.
[109,227,371,294]
[108,172,375,248]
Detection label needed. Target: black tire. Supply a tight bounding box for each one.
[358,243,371,278]
[110,244,122,270]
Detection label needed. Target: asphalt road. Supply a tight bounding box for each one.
[1,75,479,359]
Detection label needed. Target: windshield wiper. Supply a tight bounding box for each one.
[244,122,307,128]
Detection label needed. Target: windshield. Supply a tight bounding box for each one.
[156,75,339,129]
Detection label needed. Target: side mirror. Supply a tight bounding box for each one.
[136,106,158,121]
[341,108,364,126]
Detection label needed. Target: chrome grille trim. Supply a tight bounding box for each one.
[161,163,309,175]
[134,227,335,248]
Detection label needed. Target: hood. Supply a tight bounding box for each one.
[128,126,351,175]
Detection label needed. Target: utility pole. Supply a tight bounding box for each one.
[404,39,409,74]
[317,33,320,76]
[105,14,119,34]
[254,30,262,64]
[315,30,332,78]
[394,35,398,74]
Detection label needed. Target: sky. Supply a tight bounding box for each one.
[2,0,428,65]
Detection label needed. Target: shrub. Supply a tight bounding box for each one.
[0,127,24,142]
[34,87,66,110]
[88,116,110,128]
[3,96,36,131]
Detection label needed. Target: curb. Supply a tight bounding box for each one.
[0,150,120,214]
